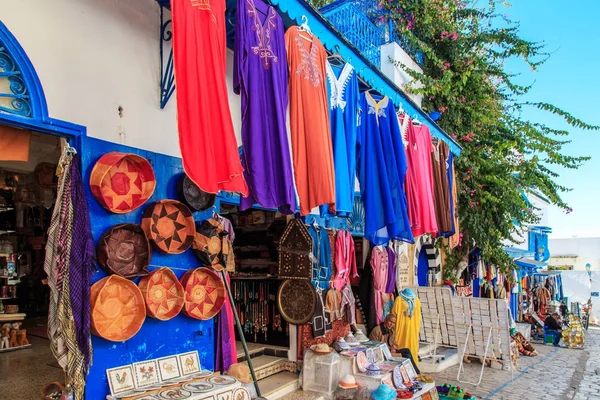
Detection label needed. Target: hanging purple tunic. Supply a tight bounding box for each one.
[234,0,296,213]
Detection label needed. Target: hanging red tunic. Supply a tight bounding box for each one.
[171,0,248,195]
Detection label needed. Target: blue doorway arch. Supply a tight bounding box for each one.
[0,20,85,138]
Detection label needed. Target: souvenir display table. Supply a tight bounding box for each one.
[106,373,251,400]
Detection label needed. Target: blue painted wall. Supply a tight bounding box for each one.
[81,136,216,399]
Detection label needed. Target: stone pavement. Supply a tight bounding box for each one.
[429,326,600,399]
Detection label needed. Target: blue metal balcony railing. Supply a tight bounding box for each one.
[320,0,424,67]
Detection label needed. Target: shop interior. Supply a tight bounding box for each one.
[0,126,60,359]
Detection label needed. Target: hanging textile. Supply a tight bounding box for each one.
[171,0,248,195]
[431,139,452,234]
[234,0,296,212]
[311,288,330,338]
[320,61,360,216]
[449,156,461,248]
[393,240,411,290]
[357,93,413,245]
[45,148,94,399]
[285,26,336,215]
[392,291,421,365]
[359,247,377,333]
[340,283,356,325]
[308,224,332,290]
[439,152,456,238]
[385,246,397,294]
[325,288,343,321]
[333,230,357,291]
[371,246,389,324]
[402,117,438,237]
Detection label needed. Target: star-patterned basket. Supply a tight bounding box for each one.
[90,152,156,214]
[141,200,195,254]
[90,275,146,342]
[138,267,185,320]
[180,267,225,320]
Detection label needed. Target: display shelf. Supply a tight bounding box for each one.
[0,297,16,300]
[0,207,14,213]
[0,230,16,235]
[0,344,32,353]
[0,313,25,321]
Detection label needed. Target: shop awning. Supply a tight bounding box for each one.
[515,258,547,270]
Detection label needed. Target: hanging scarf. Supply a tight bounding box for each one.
[44,148,94,399]
[399,289,416,318]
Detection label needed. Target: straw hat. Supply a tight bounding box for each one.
[310,343,333,354]
[226,363,251,384]
[338,374,358,389]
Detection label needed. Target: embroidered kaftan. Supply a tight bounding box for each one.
[234,0,296,213]
[333,230,357,291]
[286,26,336,215]
[431,139,452,234]
[357,93,414,245]
[308,224,332,290]
[172,0,247,195]
[320,62,360,217]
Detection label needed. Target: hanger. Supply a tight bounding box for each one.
[412,114,422,125]
[328,45,345,67]
[299,15,312,35]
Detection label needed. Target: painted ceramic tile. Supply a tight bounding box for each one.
[178,351,201,375]
[158,388,192,399]
[106,365,135,396]
[133,360,161,388]
[404,360,418,380]
[217,391,234,400]
[209,375,237,386]
[373,346,385,364]
[381,344,393,360]
[183,381,215,393]
[232,387,251,400]
[157,355,182,382]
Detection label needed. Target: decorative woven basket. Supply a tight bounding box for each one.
[96,224,151,279]
[90,275,146,342]
[180,267,225,320]
[141,200,195,254]
[138,267,185,321]
[90,152,156,214]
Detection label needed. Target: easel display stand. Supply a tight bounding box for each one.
[454,297,515,386]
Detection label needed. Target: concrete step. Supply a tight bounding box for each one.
[248,355,295,381]
[419,347,459,373]
[236,341,289,362]
[258,371,300,400]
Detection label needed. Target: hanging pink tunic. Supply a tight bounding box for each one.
[371,246,389,324]
[333,230,357,291]
[401,115,438,236]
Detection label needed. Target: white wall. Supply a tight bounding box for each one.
[1,0,242,156]
[550,237,600,271]
[561,271,600,324]
[380,43,423,107]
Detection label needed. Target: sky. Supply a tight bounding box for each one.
[499,0,600,238]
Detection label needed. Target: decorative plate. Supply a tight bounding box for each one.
[90,275,146,342]
[96,224,151,279]
[209,375,237,386]
[157,388,192,399]
[277,279,317,325]
[356,351,369,373]
[141,200,195,254]
[182,381,215,393]
[392,365,404,389]
[178,174,216,212]
[90,152,156,214]
[180,268,226,320]
[139,268,185,320]
[232,388,251,400]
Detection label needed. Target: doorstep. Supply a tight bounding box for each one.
[258,371,300,400]
[235,341,289,361]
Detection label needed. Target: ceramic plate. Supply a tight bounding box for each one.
[158,388,193,399]
[182,381,215,393]
[356,351,369,373]
[209,375,237,386]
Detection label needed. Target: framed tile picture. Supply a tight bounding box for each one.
[133,360,161,388]
[106,365,135,396]
[157,355,182,382]
[178,351,201,375]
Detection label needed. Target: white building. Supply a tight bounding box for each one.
[549,237,600,271]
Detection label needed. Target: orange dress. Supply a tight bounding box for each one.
[285,26,335,215]
[171,0,248,195]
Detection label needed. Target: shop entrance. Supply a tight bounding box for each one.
[219,202,291,355]
[0,124,64,394]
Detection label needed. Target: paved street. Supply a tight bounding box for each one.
[430,326,600,399]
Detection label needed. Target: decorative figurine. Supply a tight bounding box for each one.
[9,329,18,347]
[17,329,28,346]
[1,326,9,349]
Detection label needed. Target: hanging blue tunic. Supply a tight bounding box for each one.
[320,62,360,217]
[357,92,414,245]
[308,223,332,290]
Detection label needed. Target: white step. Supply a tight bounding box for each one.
[258,371,299,400]
[418,347,459,373]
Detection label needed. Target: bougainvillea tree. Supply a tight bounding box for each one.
[377,0,598,279]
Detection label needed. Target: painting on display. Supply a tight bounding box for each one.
[178,351,201,375]
[106,365,136,396]
[133,360,161,388]
[157,355,182,382]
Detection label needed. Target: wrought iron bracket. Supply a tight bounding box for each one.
[160,6,175,109]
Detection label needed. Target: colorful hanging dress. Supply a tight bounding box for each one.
[320,62,360,216]
[402,116,438,237]
[234,0,296,213]
[371,246,389,325]
[392,292,421,364]
[357,93,413,245]
[431,139,452,234]
[285,26,336,215]
[171,0,248,195]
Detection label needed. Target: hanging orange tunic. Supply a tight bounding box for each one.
[285,26,335,215]
[171,0,248,195]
